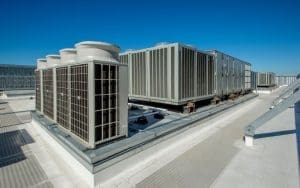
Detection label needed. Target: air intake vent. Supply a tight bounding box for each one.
[70,64,89,142]
[56,67,69,130]
[42,69,54,119]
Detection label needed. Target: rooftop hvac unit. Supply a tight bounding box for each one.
[256,72,276,87]
[120,43,216,105]
[46,55,61,67]
[59,48,77,64]
[207,50,251,96]
[35,41,128,149]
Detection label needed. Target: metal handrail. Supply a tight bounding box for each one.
[245,78,300,138]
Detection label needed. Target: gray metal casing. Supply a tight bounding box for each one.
[251,71,257,90]
[256,72,276,87]
[36,61,128,149]
[206,50,251,96]
[120,43,215,105]
[275,75,296,86]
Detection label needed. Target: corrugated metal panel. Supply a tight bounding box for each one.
[196,52,207,96]
[179,47,195,100]
[208,55,215,95]
[119,54,129,65]
[149,48,168,99]
[131,52,147,96]
[275,76,296,86]
[42,69,54,119]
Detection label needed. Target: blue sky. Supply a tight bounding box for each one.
[0,0,299,75]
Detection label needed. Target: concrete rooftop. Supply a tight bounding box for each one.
[0,88,299,188]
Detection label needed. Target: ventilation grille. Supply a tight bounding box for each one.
[276,76,296,86]
[251,71,257,89]
[208,55,215,94]
[119,54,129,65]
[196,53,207,96]
[70,64,89,142]
[131,52,146,96]
[257,72,275,86]
[179,47,195,99]
[244,64,251,89]
[42,69,54,119]
[56,67,69,130]
[94,64,120,143]
[35,70,41,111]
[149,48,168,99]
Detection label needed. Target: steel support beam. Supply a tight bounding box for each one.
[244,78,300,146]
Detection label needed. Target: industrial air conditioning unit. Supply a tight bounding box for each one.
[35,41,128,149]
[207,50,251,96]
[256,72,276,87]
[120,43,215,106]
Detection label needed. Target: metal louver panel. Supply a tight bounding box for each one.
[149,48,168,99]
[131,52,146,96]
[179,47,195,100]
[119,54,129,65]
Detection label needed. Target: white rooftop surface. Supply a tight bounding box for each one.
[0,99,89,188]
[0,87,299,188]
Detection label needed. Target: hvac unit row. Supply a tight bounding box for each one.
[209,50,251,96]
[120,43,252,105]
[275,75,296,86]
[35,41,128,149]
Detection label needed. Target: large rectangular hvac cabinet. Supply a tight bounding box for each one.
[208,50,250,96]
[275,75,296,86]
[120,43,215,105]
[256,72,276,87]
[36,61,128,149]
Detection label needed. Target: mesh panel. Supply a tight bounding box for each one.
[42,69,54,119]
[56,67,69,129]
[70,64,89,142]
[95,64,120,142]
